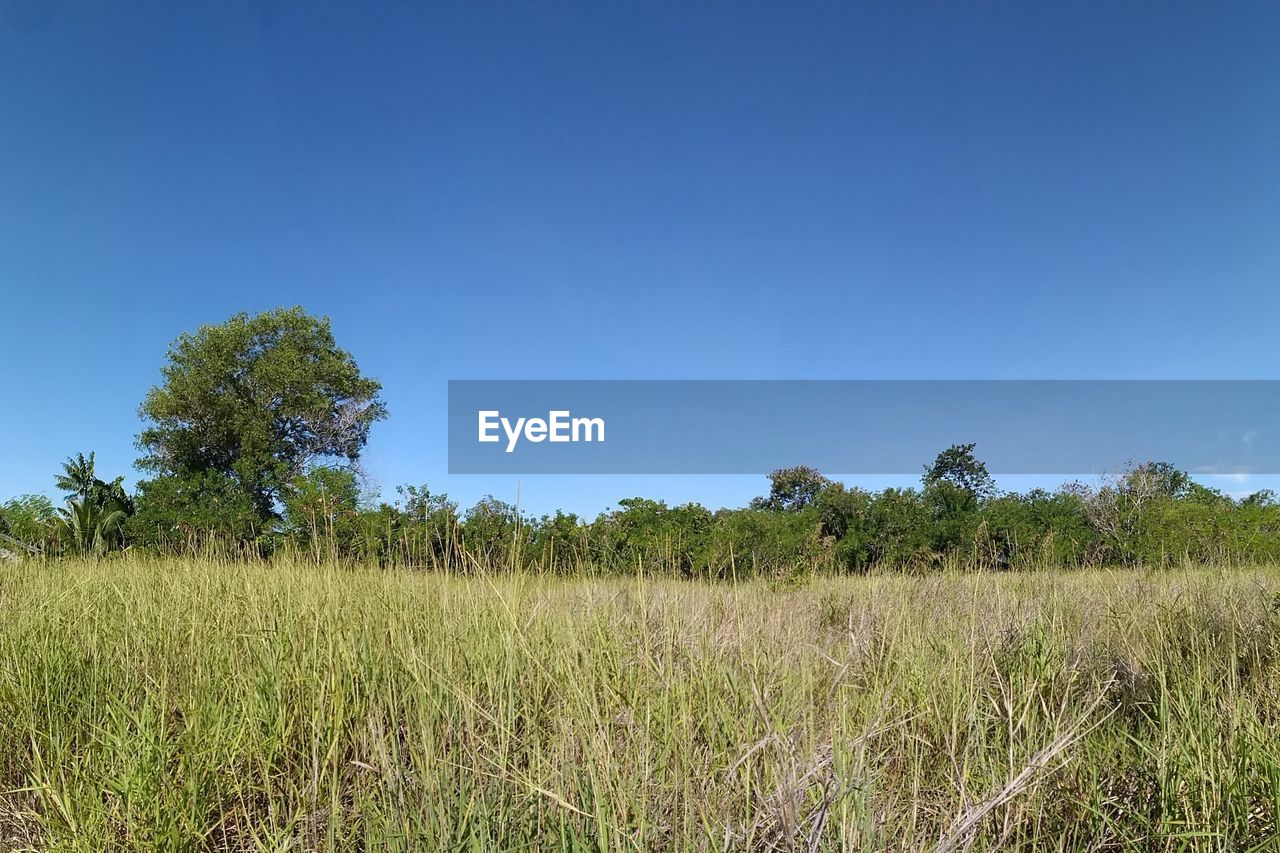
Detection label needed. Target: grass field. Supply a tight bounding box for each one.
[1,559,1278,850]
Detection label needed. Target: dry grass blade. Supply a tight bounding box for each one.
[934,683,1117,853]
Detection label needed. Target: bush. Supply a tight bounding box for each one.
[127,471,261,554]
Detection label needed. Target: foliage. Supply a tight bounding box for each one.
[57,497,127,556]
[47,453,135,556]
[863,487,935,568]
[814,483,874,570]
[0,494,59,554]
[281,467,363,562]
[704,506,828,579]
[922,442,996,501]
[588,498,711,576]
[136,307,386,523]
[383,484,461,566]
[978,489,1097,569]
[54,452,97,501]
[750,465,830,512]
[18,438,1280,574]
[528,510,587,573]
[461,496,525,565]
[127,470,261,552]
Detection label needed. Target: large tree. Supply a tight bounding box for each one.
[136,307,386,521]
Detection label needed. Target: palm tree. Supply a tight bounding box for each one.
[55,452,96,502]
[57,497,126,556]
[50,451,134,555]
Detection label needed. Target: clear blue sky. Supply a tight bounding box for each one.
[2,1,1277,516]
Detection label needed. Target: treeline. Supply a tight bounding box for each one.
[4,446,1279,575]
[3,307,1278,575]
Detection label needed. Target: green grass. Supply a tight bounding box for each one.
[1,558,1279,850]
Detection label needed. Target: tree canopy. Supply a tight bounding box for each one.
[922,443,996,501]
[136,307,386,521]
[750,465,831,512]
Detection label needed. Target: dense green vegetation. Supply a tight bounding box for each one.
[9,443,1280,575]
[2,558,1279,849]
[3,308,1278,575]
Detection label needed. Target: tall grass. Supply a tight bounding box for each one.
[0,557,1278,850]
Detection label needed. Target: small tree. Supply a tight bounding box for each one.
[57,499,127,556]
[282,467,362,562]
[51,452,134,554]
[1070,460,1195,565]
[751,466,830,512]
[920,445,995,561]
[922,443,996,501]
[0,495,58,555]
[462,496,525,566]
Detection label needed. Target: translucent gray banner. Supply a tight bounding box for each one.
[447,380,1279,475]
